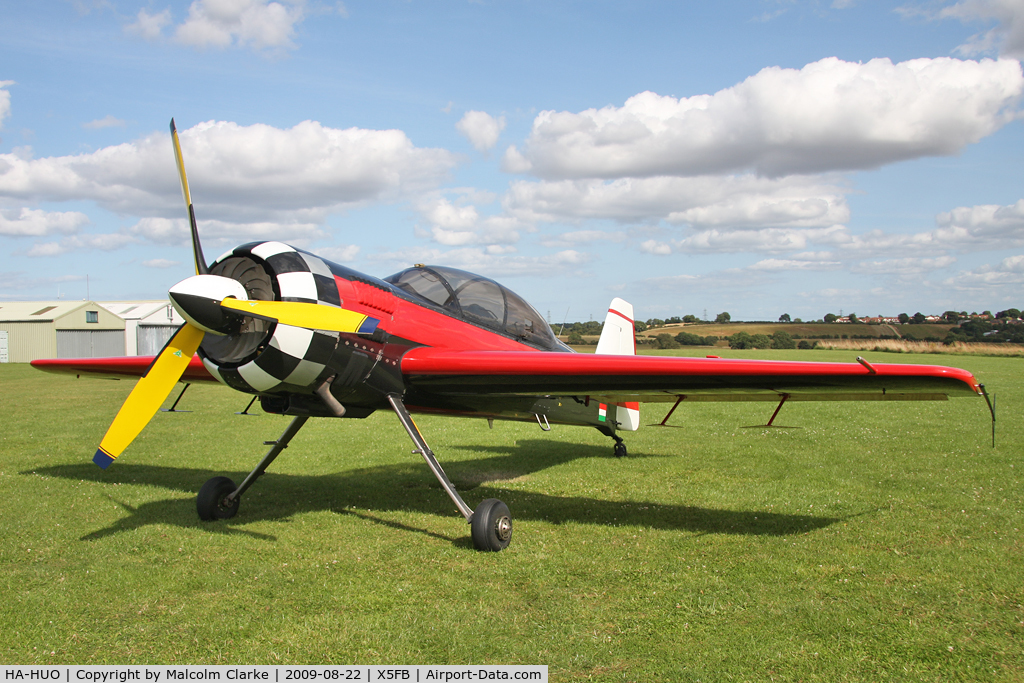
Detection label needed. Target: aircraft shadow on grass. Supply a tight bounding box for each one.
[27,439,839,546]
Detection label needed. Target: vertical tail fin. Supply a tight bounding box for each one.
[595,297,635,356]
[595,298,640,430]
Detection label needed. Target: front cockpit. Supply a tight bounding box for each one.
[384,265,568,352]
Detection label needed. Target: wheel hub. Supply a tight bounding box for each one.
[495,515,512,542]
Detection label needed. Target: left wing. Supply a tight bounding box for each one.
[31,355,216,382]
[400,348,982,404]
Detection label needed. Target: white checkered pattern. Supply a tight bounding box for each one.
[201,241,349,394]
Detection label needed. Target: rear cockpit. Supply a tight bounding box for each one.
[384,265,568,352]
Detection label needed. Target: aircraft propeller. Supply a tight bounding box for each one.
[92,119,375,469]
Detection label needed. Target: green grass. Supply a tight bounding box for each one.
[1,352,1022,680]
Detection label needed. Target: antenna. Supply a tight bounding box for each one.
[86,274,90,301]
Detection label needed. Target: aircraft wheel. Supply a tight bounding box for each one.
[471,498,512,552]
[197,476,239,521]
[614,441,627,458]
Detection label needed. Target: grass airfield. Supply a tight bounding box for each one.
[1,350,1021,680]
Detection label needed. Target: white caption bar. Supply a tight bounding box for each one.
[1,667,547,683]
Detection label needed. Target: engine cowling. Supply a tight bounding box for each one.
[195,241,359,397]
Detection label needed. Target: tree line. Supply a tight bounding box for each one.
[555,306,1024,347]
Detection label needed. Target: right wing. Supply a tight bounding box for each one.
[400,348,982,404]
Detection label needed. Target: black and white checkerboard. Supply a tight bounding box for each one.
[202,241,349,394]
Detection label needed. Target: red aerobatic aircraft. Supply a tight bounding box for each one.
[33,120,990,551]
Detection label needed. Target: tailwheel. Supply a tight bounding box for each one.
[471,498,512,551]
[613,438,627,458]
[197,476,239,520]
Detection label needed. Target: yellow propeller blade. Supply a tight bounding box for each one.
[219,299,380,335]
[93,322,205,469]
[169,118,208,276]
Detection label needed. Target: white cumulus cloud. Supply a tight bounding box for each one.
[940,0,1024,59]
[539,230,624,248]
[505,57,1023,179]
[0,208,89,236]
[456,111,506,152]
[639,239,672,255]
[0,119,458,245]
[945,253,1024,290]
[127,1,306,51]
[83,115,127,130]
[0,80,13,130]
[748,256,844,271]
[126,8,172,40]
[830,199,1024,257]
[367,246,591,278]
[128,216,325,247]
[176,0,305,50]
[850,255,958,275]
[27,233,136,257]
[673,225,849,254]
[415,192,525,247]
[315,244,360,263]
[503,175,850,229]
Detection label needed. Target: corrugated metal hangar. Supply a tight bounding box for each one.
[0,300,189,363]
[0,301,126,362]
[99,301,185,356]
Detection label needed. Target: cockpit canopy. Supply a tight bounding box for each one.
[384,265,563,351]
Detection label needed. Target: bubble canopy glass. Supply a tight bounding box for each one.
[384,265,563,351]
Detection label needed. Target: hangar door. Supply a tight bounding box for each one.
[138,324,179,355]
[57,330,125,358]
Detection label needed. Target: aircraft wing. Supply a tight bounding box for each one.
[400,348,983,403]
[31,355,217,383]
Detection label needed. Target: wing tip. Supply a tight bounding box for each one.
[93,448,115,470]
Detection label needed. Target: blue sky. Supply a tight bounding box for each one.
[1,0,1022,323]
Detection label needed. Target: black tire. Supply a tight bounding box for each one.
[197,476,239,521]
[471,498,512,551]
[614,441,627,458]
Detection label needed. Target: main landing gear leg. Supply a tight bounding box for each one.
[387,394,512,552]
[197,415,309,521]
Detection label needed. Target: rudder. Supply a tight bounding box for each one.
[595,298,640,430]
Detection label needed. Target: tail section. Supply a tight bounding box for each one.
[595,298,641,431]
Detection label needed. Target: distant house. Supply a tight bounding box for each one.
[99,301,184,356]
[0,301,125,362]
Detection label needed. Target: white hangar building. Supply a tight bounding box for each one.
[0,301,125,363]
[99,301,185,356]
